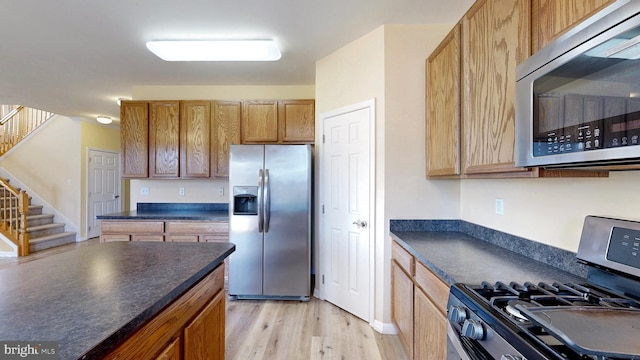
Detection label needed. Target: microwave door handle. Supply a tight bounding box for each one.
[264,168,271,233]
[258,169,264,233]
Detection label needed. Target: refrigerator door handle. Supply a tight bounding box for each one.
[258,169,264,233]
[264,168,271,233]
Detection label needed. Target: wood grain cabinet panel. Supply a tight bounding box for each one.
[426,24,461,177]
[184,290,225,360]
[391,260,414,359]
[532,0,615,53]
[212,101,241,178]
[242,100,279,143]
[155,337,181,360]
[101,221,165,234]
[462,0,531,176]
[279,100,315,143]
[181,101,211,178]
[149,101,180,178]
[121,101,149,178]
[414,261,449,315]
[414,287,447,360]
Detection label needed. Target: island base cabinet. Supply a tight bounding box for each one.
[414,288,447,360]
[104,265,225,360]
[184,290,225,360]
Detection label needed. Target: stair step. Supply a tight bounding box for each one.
[27,205,43,216]
[27,214,54,227]
[27,223,65,238]
[29,232,76,253]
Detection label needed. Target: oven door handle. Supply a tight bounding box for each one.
[447,322,474,360]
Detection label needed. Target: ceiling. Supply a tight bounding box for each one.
[0,0,472,122]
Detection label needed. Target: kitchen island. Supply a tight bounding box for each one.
[0,241,234,359]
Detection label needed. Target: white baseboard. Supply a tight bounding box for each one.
[372,320,398,335]
[0,251,17,258]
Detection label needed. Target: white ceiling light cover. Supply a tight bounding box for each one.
[146,40,281,61]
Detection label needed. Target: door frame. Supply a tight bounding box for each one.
[317,98,376,325]
[86,148,121,239]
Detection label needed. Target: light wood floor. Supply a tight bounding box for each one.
[0,239,409,360]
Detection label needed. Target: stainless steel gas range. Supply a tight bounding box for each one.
[447,216,640,359]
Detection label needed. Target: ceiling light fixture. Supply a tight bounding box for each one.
[96,116,112,125]
[145,40,281,61]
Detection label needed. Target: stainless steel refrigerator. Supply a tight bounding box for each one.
[228,144,311,300]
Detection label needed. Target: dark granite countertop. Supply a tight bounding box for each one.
[0,241,235,360]
[96,202,229,221]
[390,220,587,287]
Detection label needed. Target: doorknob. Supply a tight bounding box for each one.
[352,219,368,229]
[113,195,120,199]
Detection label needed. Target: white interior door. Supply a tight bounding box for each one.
[87,149,121,238]
[320,100,374,322]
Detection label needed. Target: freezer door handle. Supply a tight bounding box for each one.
[258,169,264,233]
[264,168,271,233]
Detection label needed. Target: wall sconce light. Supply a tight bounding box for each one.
[96,116,112,125]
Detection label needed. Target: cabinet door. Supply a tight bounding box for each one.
[532,0,615,53]
[155,337,181,360]
[181,101,211,178]
[426,24,461,177]
[212,101,241,177]
[463,0,530,176]
[391,260,413,359]
[184,290,225,360]
[149,101,180,178]
[241,100,279,143]
[121,101,149,178]
[279,100,315,143]
[414,287,447,360]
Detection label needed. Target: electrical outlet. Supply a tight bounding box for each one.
[141,187,149,195]
[495,198,504,216]
[179,187,185,196]
[218,187,224,197]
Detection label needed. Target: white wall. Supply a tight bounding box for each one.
[316,24,459,331]
[461,171,640,252]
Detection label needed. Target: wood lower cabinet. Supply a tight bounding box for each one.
[414,288,446,360]
[391,240,448,360]
[391,260,414,359]
[532,0,615,53]
[105,265,225,360]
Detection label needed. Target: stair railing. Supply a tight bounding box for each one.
[0,178,29,256]
[0,106,55,156]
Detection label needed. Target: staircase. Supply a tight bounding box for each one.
[25,197,76,253]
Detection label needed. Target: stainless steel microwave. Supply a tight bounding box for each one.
[515,0,640,168]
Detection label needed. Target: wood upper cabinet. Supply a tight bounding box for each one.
[212,101,241,178]
[241,100,315,144]
[121,101,149,178]
[181,101,211,178]
[242,100,279,143]
[531,0,616,53]
[279,100,315,142]
[462,0,532,176]
[425,24,461,178]
[149,101,180,178]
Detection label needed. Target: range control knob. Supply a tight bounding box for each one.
[461,319,485,340]
[447,305,468,324]
[500,355,523,360]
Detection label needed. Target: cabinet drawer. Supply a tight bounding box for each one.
[101,234,130,242]
[201,234,228,243]
[414,261,449,315]
[166,221,228,234]
[392,241,414,276]
[167,235,199,242]
[132,235,164,242]
[102,221,164,234]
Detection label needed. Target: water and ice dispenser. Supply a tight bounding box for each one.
[233,186,258,215]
